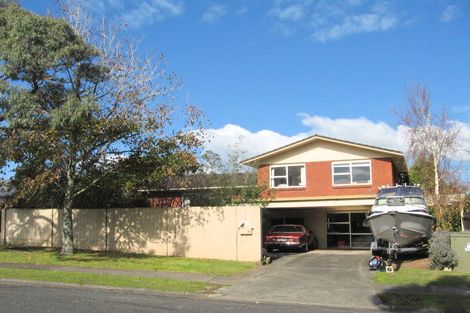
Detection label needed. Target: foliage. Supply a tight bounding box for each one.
[430,200,462,232]
[465,195,470,213]
[0,2,203,253]
[428,232,458,270]
[408,157,435,191]
[0,268,215,293]
[190,146,271,206]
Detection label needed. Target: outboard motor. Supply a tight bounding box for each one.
[369,255,384,271]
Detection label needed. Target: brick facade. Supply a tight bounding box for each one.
[257,158,398,199]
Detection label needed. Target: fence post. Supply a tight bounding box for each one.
[2,208,7,246]
[105,207,108,252]
[51,209,56,248]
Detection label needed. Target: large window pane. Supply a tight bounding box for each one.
[288,166,302,186]
[327,224,350,233]
[327,235,350,248]
[351,166,370,183]
[350,213,371,233]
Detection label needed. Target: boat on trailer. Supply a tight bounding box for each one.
[366,186,434,260]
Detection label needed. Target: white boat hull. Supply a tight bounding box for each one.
[366,211,433,247]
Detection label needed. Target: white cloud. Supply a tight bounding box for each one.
[454,121,470,160]
[236,6,248,16]
[298,114,408,151]
[269,4,305,21]
[440,4,461,23]
[312,13,398,42]
[121,0,184,28]
[201,5,227,24]
[204,124,303,161]
[452,105,470,113]
[268,0,402,42]
[204,115,470,163]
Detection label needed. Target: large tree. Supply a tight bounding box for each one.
[0,2,202,253]
[398,84,464,230]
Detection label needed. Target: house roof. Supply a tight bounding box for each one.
[139,172,256,193]
[241,134,406,171]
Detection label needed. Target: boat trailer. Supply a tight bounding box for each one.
[370,227,428,272]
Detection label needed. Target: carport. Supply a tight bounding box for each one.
[262,198,375,249]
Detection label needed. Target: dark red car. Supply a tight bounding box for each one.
[264,224,317,252]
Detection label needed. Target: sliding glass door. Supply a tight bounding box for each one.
[327,212,373,249]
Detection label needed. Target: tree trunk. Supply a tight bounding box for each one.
[61,170,75,254]
[433,153,440,198]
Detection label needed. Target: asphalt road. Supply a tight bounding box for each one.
[0,283,381,313]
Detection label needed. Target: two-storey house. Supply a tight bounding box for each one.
[242,134,407,249]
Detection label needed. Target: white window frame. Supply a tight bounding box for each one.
[332,160,372,186]
[270,164,306,188]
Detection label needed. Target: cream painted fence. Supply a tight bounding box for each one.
[0,206,262,262]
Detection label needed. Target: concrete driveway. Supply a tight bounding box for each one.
[219,250,381,310]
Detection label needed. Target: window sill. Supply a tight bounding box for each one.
[271,186,307,191]
[332,184,372,189]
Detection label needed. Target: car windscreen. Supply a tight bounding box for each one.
[271,225,303,233]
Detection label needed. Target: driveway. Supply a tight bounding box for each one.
[219,250,381,310]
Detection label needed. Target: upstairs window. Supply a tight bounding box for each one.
[270,164,306,188]
[333,161,371,185]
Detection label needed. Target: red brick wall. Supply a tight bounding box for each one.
[149,196,183,208]
[257,158,396,199]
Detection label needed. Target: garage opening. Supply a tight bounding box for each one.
[262,207,373,250]
[262,208,324,250]
[327,212,373,249]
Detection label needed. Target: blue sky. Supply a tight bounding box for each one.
[18,0,470,169]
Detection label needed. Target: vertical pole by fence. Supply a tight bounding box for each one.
[105,207,108,252]
[51,209,54,248]
[2,208,7,246]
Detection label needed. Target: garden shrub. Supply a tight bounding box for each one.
[428,232,458,270]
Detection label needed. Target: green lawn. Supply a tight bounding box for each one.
[375,268,470,288]
[378,293,470,312]
[0,268,216,293]
[376,269,470,312]
[0,248,256,276]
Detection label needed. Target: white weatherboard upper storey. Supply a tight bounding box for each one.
[262,140,396,165]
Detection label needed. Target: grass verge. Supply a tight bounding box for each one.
[378,293,470,312]
[375,268,470,288]
[376,269,470,312]
[0,248,255,276]
[0,268,217,293]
